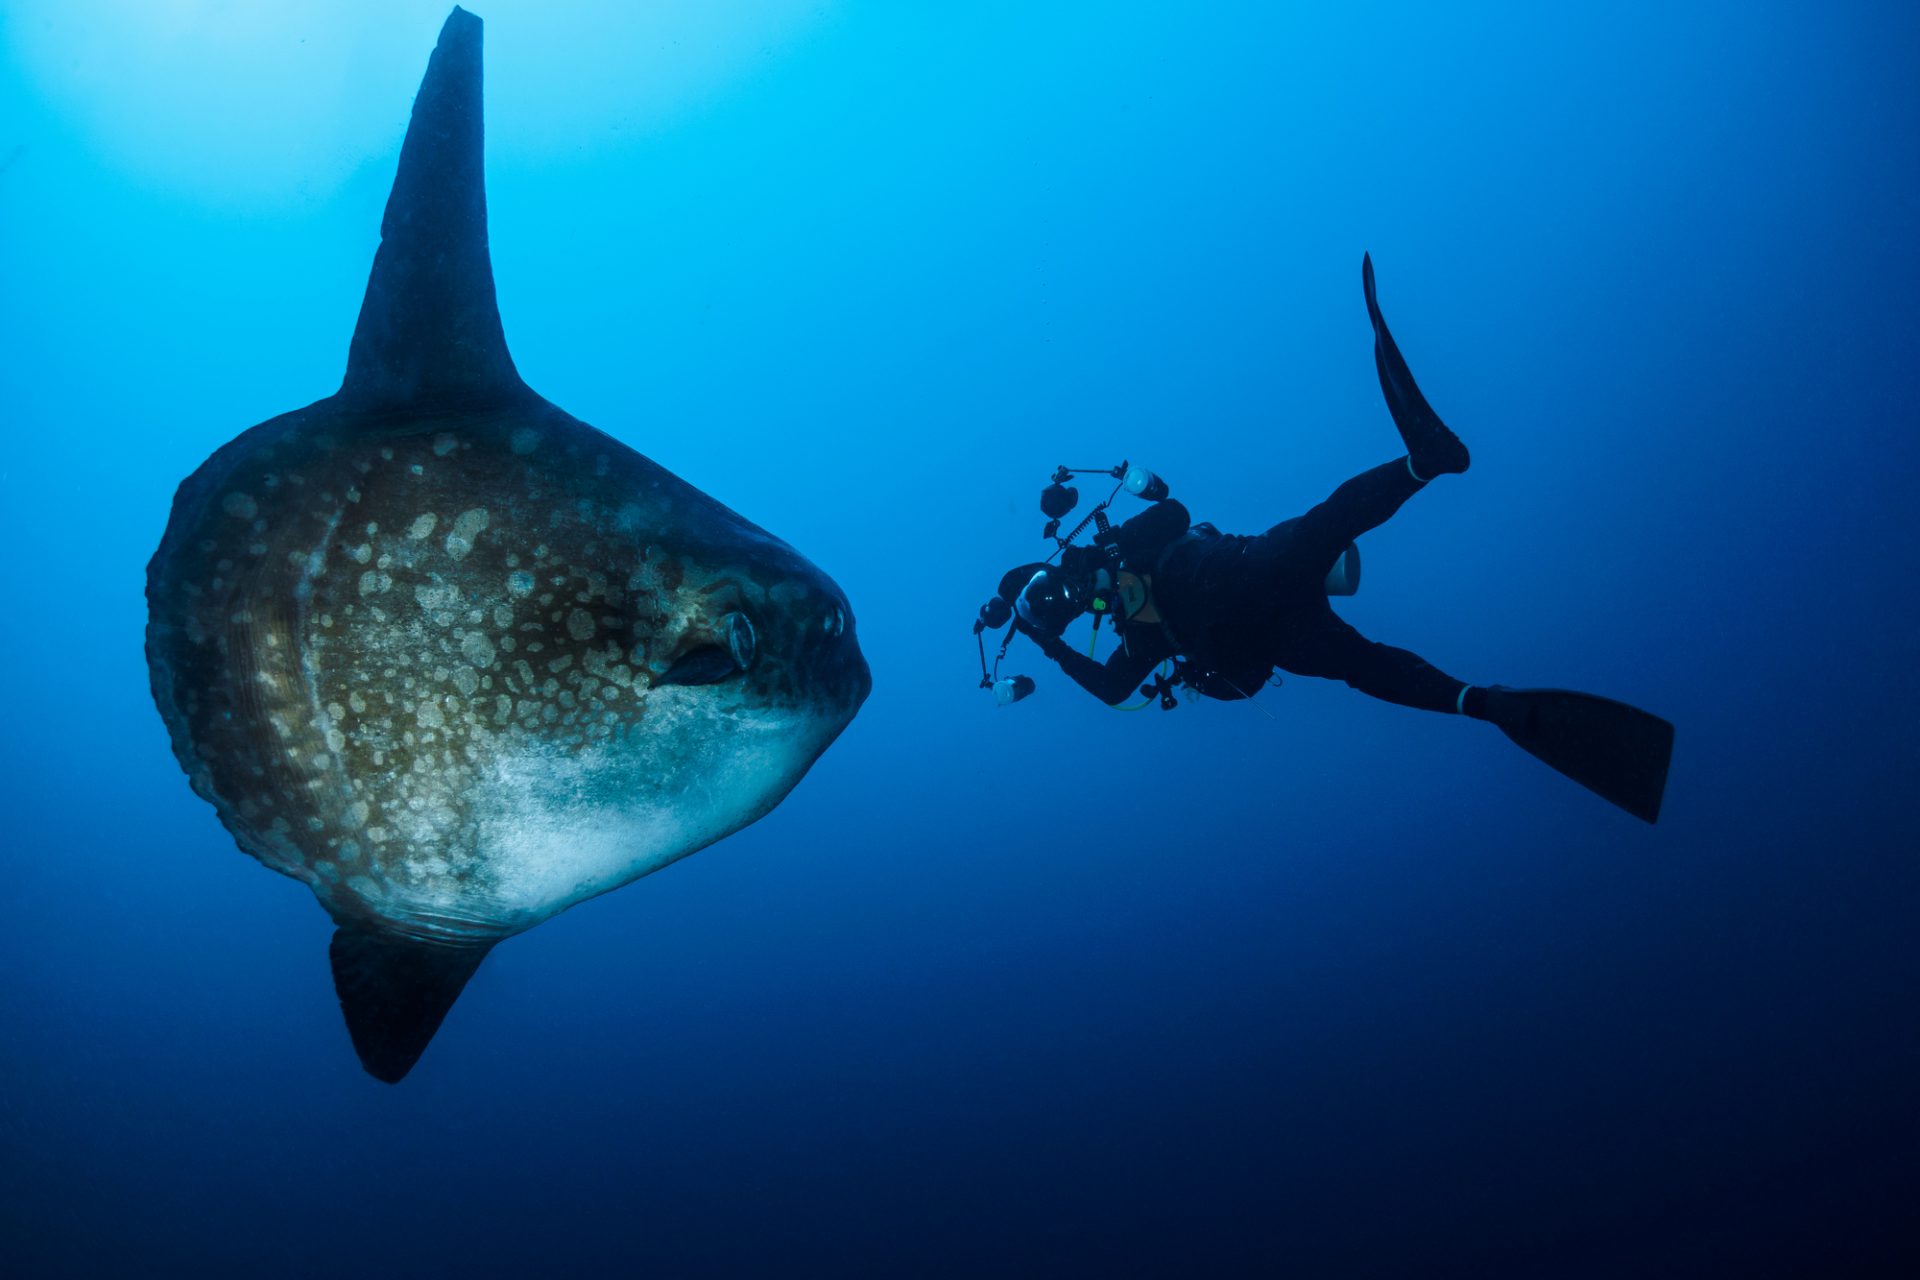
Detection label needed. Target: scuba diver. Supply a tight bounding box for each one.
[977,255,1674,822]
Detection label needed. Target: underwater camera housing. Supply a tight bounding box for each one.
[974,460,1172,706]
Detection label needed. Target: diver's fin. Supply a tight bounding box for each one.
[1361,253,1469,477]
[328,926,493,1083]
[1488,687,1674,823]
[340,7,526,408]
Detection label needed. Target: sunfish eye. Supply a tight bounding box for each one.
[654,611,756,688]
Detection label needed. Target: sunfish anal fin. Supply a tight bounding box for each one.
[329,925,493,1083]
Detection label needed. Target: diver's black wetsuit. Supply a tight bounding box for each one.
[1026,457,1467,711]
[1004,254,1674,823]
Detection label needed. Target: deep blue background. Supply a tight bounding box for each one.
[3,3,1915,1275]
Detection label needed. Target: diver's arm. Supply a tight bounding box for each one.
[1111,498,1191,565]
[1020,620,1165,705]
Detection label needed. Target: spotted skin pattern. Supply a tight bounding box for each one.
[148,395,869,944]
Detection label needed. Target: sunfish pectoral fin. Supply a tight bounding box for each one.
[329,925,494,1083]
[340,6,527,409]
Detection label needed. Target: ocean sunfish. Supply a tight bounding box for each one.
[145,8,870,1082]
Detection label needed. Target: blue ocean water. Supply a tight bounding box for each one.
[2,1,1915,1274]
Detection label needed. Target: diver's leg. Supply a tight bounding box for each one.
[1273,608,1575,728]
[1287,459,1427,567]
[1243,456,1438,597]
[1363,253,1470,480]
[1278,611,1675,819]
[1275,601,1469,713]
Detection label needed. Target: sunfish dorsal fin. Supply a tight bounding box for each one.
[341,7,525,407]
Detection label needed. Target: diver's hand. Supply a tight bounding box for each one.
[1012,615,1069,659]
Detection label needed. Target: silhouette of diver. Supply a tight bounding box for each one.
[1009,255,1674,821]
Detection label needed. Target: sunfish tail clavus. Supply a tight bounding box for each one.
[145,7,870,1082]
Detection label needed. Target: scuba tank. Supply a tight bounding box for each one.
[1324,543,1361,596]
